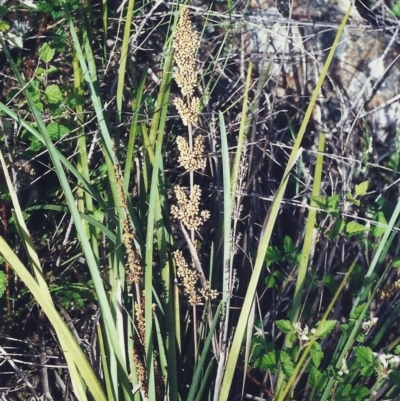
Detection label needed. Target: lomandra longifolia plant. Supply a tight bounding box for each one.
[170,7,217,356]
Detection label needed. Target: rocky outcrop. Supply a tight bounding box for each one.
[242,0,400,141]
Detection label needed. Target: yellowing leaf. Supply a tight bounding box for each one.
[355,181,369,197]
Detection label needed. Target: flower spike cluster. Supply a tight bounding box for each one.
[171,8,214,306]
[176,135,206,171]
[171,185,210,231]
[172,7,201,125]
[174,97,201,126]
[172,7,199,98]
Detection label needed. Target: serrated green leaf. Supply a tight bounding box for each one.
[282,361,295,378]
[284,236,296,254]
[45,84,63,104]
[355,181,369,196]
[67,93,85,108]
[310,342,323,367]
[35,67,47,76]
[29,138,43,152]
[308,366,321,388]
[276,320,293,334]
[316,320,337,339]
[372,211,387,237]
[265,245,284,267]
[257,352,277,372]
[340,323,349,334]
[0,20,10,32]
[47,66,58,74]
[46,123,70,140]
[327,195,340,214]
[395,345,400,355]
[28,84,40,103]
[287,346,299,363]
[355,346,373,366]
[30,80,40,90]
[34,102,44,112]
[339,383,351,396]
[311,195,328,209]
[346,192,354,201]
[327,365,344,384]
[250,339,265,362]
[346,191,360,205]
[349,386,370,399]
[40,43,55,63]
[280,351,295,378]
[360,365,374,376]
[350,303,367,320]
[345,221,369,236]
[279,350,291,363]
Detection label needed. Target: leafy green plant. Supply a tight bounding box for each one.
[254,304,400,401]
[311,181,372,239]
[265,236,301,267]
[11,42,71,151]
[38,0,81,19]
[49,280,95,310]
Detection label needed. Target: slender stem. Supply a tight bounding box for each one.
[187,94,198,358]
[193,304,198,358]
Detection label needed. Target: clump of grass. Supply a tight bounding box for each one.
[2,2,400,401]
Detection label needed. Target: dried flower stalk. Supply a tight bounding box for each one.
[132,297,164,400]
[171,9,216,360]
[379,278,400,300]
[114,161,142,284]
